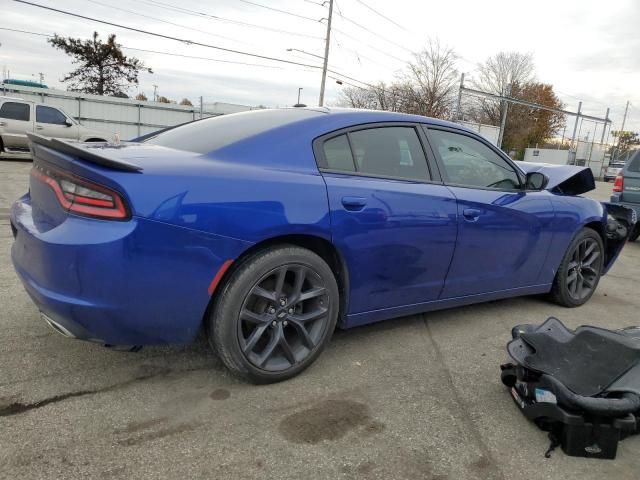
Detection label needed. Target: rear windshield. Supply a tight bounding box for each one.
[145,108,323,154]
[628,151,640,173]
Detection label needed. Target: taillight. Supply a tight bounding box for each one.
[613,175,624,193]
[31,164,129,220]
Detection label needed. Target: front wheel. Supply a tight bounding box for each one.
[208,245,339,383]
[550,228,604,307]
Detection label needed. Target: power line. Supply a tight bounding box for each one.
[0,25,378,90]
[234,0,320,22]
[332,27,406,63]
[352,0,406,31]
[332,0,412,54]
[137,0,324,40]
[84,0,257,48]
[12,0,324,69]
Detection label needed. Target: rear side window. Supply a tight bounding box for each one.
[321,127,430,181]
[145,108,323,154]
[36,106,67,125]
[323,135,355,171]
[0,102,30,121]
[628,151,640,173]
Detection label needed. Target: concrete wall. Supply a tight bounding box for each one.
[0,84,253,140]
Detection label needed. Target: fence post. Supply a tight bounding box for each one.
[137,103,141,137]
[199,96,203,119]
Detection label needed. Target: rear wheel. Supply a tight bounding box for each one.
[208,245,339,383]
[550,228,604,307]
[629,225,640,242]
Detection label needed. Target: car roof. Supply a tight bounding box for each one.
[0,95,34,103]
[296,106,473,131]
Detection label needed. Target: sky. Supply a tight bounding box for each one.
[1,0,639,139]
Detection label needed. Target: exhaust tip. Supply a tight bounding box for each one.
[41,312,77,338]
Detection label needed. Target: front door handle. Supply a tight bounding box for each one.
[462,208,481,221]
[341,196,367,211]
[0,121,6,127]
[36,126,44,130]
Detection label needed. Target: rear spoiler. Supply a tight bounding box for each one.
[27,133,143,173]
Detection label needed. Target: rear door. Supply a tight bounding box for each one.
[621,151,640,204]
[0,100,33,148]
[315,123,458,316]
[425,126,555,298]
[35,105,79,140]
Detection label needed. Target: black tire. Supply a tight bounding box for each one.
[550,228,604,307]
[208,245,339,383]
[629,225,640,242]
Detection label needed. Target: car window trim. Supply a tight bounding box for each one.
[422,124,526,192]
[312,122,441,184]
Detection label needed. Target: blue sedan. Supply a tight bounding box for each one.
[10,107,632,382]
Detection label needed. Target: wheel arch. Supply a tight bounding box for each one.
[83,137,107,142]
[205,234,350,329]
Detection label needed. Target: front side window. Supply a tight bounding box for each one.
[36,106,68,125]
[429,129,520,190]
[0,102,30,121]
[321,126,430,181]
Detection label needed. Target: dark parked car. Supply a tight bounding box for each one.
[10,108,634,383]
[611,149,640,241]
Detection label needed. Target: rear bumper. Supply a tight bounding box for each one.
[11,195,250,345]
[609,195,640,218]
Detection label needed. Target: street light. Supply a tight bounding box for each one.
[286,48,324,61]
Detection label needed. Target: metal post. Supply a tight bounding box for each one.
[569,101,582,152]
[137,103,141,137]
[497,84,510,150]
[600,108,610,145]
[318,0,334,107]
[613,100,630,161]
[455,73,464,121]
[297,87,303,105]
[199,96,203,119]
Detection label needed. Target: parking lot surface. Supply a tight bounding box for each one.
[1,159,639,479]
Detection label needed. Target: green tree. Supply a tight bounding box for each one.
[48,32,152,96]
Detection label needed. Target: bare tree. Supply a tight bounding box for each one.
[337,40,458,119]
[402,39,459,118]
[471,51,535,124]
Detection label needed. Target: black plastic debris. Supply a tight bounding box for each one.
[501,317,640,459]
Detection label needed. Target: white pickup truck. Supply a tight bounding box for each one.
[0,96,116,158]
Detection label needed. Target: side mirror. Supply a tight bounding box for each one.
[64,120,73,127]
[525,171,549,191]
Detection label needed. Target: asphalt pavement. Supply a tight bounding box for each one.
[1,159,639,479]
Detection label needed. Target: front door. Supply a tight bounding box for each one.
[35,105,78,140]
[425,127,555,298]
[316,124,458,316]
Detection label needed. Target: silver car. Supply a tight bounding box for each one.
[0,96,115,157]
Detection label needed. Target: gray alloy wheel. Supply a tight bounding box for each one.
[565,237,602,301]
[550,228,604,307]
[209,245,339,383]
[238,264,331,372]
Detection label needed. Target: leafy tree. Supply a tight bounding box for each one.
[135,92,148,101]
[179,98,193,106]
[48,32,152,96]
[612,131,640,152]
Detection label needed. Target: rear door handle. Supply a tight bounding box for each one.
[341,196,367,211]
[36,126,44,130]
[462,208,481,221]
[0,122,6,127]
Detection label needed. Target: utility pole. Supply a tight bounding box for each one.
[497,84,511,150]
[600,108,610,145]
[153,84,158,102]
[569,101,582,152]
[455,73,464,121]
[614,100,630,161]
[318,0,334,107]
